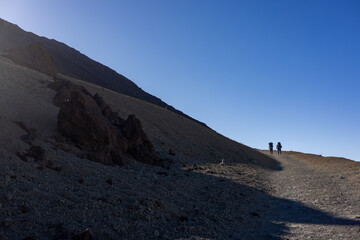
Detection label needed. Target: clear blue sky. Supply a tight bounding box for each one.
[1,0,359,160]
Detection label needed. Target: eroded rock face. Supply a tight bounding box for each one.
[57,91,124,165]
[122,115,157,165]
[51,79,159,166]
[93,93,157,164]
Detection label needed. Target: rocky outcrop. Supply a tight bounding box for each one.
[49,79,158,166]
[93,93,158,164]
[3,42,56,77]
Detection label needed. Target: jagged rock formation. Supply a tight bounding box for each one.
[48,79,159,166]
[3,42,56,77]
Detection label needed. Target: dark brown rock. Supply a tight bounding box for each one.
[48,79,92,107]
[93,94,123,127]
[122,115,158,165]
[57,90,125,165]
[53,80,158,166]
[94,93,158,165]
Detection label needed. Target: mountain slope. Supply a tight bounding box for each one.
[0,55,281,239]
[2,42,359,240]
[3,41,57,77]
[0,18,205,126]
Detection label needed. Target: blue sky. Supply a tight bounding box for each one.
[1,0,359,160]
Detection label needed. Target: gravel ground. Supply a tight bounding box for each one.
[261,152,360,239]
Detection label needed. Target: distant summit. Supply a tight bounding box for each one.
[0,18,206,126]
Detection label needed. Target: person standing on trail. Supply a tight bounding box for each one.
[269,142,273,154]
[277,142,282,154]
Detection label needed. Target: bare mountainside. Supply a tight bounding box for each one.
[0,56,281,239]
[0,18,204,126]
[1,54,360,239]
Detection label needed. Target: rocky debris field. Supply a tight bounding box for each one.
[1,56,359,239]
[1,144,275,239]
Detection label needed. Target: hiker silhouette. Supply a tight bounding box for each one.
[269,142,273,154]
[277,142,282,154]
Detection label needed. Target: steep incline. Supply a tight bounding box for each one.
[0,55,281,240]
[0,18,205,126]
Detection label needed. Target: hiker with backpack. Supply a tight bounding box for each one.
[269,142,273,154]
[277,142,282,154]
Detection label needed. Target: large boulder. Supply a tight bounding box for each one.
[57,91,125,165]
[52,79,159,166]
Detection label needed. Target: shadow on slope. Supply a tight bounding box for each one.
[4,151,358,239]
[177,152,360,239]
[121,167,360,240]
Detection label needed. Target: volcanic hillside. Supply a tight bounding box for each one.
[0,52,281,239]
[2,18,360,240]
[0,18,204,126]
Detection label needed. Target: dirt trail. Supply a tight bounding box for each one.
[264,152,360,239]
